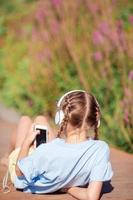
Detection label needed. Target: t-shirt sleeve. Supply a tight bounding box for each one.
[14,175,29,189]
[16,144,46,184]
[89,142,113,182]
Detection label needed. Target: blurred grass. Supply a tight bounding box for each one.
[0,0,133,153]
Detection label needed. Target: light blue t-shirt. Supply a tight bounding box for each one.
[14,138,113,193]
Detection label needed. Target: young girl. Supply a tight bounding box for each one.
[3,90,113,200]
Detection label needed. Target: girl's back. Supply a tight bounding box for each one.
[14,138,113,193]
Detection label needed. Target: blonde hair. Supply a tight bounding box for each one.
[57,91,101,140]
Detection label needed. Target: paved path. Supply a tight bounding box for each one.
[0,117,133,200]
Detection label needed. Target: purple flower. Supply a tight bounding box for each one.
[128,70,133,81]
[129,15,133,25]
[93,51,103,61]
[92,31,104,45]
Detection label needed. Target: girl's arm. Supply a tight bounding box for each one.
[67,187,88,200]
[15,141,31,177]
[15,124,39,177]
[67,181,103,200]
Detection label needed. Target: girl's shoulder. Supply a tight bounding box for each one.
[95,139,109,147]
[48,138,110,154]
[94,139,110,155]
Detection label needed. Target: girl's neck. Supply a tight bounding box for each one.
[65,130,87,144]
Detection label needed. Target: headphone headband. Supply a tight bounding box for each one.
[57,89,85,108]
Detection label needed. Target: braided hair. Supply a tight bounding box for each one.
[57,91,101,140]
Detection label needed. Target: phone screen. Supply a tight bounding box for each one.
[36,128,47,147]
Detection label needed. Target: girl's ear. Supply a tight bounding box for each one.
[97,119,100,128]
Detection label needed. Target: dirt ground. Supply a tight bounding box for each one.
[0,117,133,200]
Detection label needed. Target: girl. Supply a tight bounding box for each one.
[3,90,113,200]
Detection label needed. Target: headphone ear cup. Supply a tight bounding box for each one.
[55,111,60,125]
[59,110,64,125]
[97,119,100,128]
[55,110,64,125]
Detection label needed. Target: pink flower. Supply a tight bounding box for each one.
[50,20,60,35]
[128,70,133,81]
[129,15,133,25]
[111,0,117,6]
[116,20,123,31]
[88,3,99,14]
[37,49,52,62]
[31,28,39,41]
[93,51,103,61]
[124,87,132,97]
[42,31,50,42]
[109,30,118,45]
[98,22,110,35]
[124,110,129,123]
[35,8,45,24]
[37,52,45,62]
[52,0,62,7]
[44,48,52,61]
[92,31,104,45]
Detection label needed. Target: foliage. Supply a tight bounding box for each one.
[0,0,133,153]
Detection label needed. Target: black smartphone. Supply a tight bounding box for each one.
[35,125,48,147]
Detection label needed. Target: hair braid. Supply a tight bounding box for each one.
[57,95,71,138]
[81,93,89,129]
[80,93,101,140]
[93,97,101,140]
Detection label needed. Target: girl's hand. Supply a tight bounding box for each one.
[23,124,40,147]
[59,188,69,193]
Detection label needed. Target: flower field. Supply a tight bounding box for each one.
[0,0,133,152]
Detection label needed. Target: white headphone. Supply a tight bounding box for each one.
[55,90,100,128]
